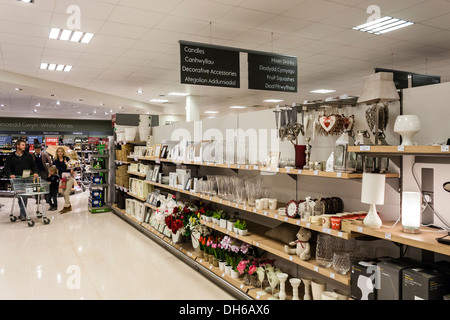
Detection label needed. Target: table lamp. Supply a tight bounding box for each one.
[402,192,421,234]
[358,72,400,146]
[361,173,386,229]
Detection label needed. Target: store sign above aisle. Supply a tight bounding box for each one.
[248,53,298,93]
[179,41,298,93]
[180,42,240,89]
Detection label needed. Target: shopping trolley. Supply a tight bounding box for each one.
[9,177,51,227]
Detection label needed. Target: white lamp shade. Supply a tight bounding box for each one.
[361,173,386,205]
[402,192,421,230]
[358,72,400,104]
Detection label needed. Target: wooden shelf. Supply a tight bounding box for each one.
[145,180,357,240]
[348,145,450,156]
[128,171,147,178]
[348,221,450,257]
[127,192,147,202]
[127,156,399,179]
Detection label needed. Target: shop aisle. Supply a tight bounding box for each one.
[0,192,235,300]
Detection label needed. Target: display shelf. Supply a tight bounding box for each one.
[128,171,147,178]
[253,238,351,285]
[127,192,147,202]
[144,180,356,240]
[115,160,135,165]
[247,287,293,301]
[111,205,252,299]
[144,202,157,211]
[348,221,450,257]
[116,141,147,146]
[126,156,399,180]
[200,220,269,246]
[348,145,450,156]
[114,184,129,192]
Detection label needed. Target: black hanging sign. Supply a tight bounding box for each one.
[248,53,298,93]
[180,43,240,88]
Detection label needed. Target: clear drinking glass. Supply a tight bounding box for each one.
[332,252,351,275]
[316,234,334,268]
[245,179,257,207]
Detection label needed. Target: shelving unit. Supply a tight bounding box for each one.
[127,155,400,180]
[348,145,450,156]
[88,152,110,214]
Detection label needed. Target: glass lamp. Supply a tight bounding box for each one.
[402,192,421,234]
[361,173,386,229]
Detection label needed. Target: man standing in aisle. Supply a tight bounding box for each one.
[32,144,52,180]
[5,139,39,221]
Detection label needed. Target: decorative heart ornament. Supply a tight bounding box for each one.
[319,115,337,133]
[343,115,355,131]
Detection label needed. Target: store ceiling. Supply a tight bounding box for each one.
[0,0,450,121]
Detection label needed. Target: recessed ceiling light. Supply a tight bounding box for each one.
[205,111,219,114]
[230,106,247,109]
[56,100,61,105]
[35,103,41,107]
[353,16,414,35]
[48,28,94,44]
[15,88,22,91]
[17,0,34,3]
[137,89,143,94]
[310,89,337,94]
[168,92,189,97]
[264,99,284,103]
[77,111,81,114]
[40,62,72,72]
[150,99,169,103]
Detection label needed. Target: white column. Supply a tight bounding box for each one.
[186,95,201,122]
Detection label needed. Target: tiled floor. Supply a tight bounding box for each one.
[0,192,235,300]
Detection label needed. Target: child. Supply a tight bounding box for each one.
[46,167,60,211]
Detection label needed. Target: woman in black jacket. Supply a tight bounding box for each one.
[53,147,74,214]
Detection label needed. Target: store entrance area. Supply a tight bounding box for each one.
[0,191,234,300]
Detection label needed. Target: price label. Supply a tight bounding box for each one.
[306,223,311,228]
[284,217,289,222]
[360,146,371,151]
[398,145,405,152]
[442,145,449,152]
[297,220,301,226]
[264,211,268,216]
[357,226,364,233]
[199,259,203,263]
[338,232,344,238]
[298,170,303,174]
[245,165,249,170]
[256,295,260,300]
[314,170,319,176]
[286,168,291,173]
[237,165,241,169]
[210,265,213,270]
[276,168,280,172]
[253,166,259,170]
[385,233,392,240]
[228,164,231,168]
[240,284,244,289]
[322,227,332,234]
[314,266,319,272]
[235,204,239,208]
[336,172,342,178]
[330,273,336,279]
[255,242,260,247]
[243,206,247,210]
[155,158,161,164]
[219,199,223,204]
[253,209,257,213]
[289,256,293,261]
[274,214,278,219]
[222,273,225,278]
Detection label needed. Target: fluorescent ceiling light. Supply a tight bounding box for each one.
[353,16,414,35]
[150,99,169,103]
[264,99,284,103]
[168,92,189,97]
[17,0,34,3]
[205,111,219,114]
[48,28,94,44]
[40,63,72,72]
[137,89,143,94]
[310,89,336,94]
[230,106,247,109]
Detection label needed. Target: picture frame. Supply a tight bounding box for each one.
[268,151,281,169]
[146,169,153,181]
[146,147,154,158]
[146,192,154,204]
[153,144,162,158]
[160,145,168,159]
[152,165,160,182]
[151,190,160,206]
[184,177,193,191]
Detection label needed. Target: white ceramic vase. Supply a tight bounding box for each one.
[311,279,326,300]
[301,277,312,300]
[394,115,421,146]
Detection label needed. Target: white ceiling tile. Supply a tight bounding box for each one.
[271,35,314,50]
[320,7,368,29]
[0,3,53,27]
[290,23,344,40]
[255,16,313,35]
[390,0,450,22]
[170,0,234,21]
[238,0,307,15]
[381,24,439,41]
[54,0,117,21]
[355,0,428,16]
[98,22,149,39]
[216,7,275,29]
[422,12,450,30]
[233,29,273,45]
[197,23,246,41]
[49,13,105,33]
[283,0,350,21]
[117,0,183,13]
[154,15,209,34]
[107,5,165,28]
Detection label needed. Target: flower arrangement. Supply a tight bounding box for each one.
[164,213,184,234]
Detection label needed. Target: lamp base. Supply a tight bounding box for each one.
[402,227,420,234]
[363,204,382,229]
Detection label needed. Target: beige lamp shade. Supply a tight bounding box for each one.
[358,72,400,104]
[361,173,386,205]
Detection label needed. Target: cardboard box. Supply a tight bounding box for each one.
[402,267,447,300]
[351,260,379,300]
[378,258,420,300]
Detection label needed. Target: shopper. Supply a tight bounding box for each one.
[4,139,39,221]
[45,166,60,211]
[53,147,74,214]
[32,144,53,180]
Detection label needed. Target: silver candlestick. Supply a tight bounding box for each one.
[304,137,312,170]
